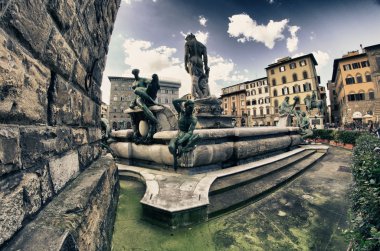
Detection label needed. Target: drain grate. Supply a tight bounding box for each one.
[338,166,351,173]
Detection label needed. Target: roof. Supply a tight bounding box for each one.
[331,52,367,81]
[221,77,267,90]
[265,53,318,69]
[364,43,380,51]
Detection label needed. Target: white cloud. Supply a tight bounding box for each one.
[312,50,330,69]
[227,14,289,49]
[180,30,209,44]
[286,25,300,53]
[309,31,316,41]
[121,38,247,97]
[122,0,142,5]
[199,16,208,27]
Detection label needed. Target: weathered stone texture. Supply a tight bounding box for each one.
[0,126,21,176]
[82,96,97,126]
[20,126,73,168]
[49,150,79,193]
[47,0,76,32]
[72,128,88,146]
[0,170,50,246]
[0,31,50,124]
[44,27,75,79]
[4,156,119,251]
[78,144,94,169]
[3,0,52,56]
[49,75,83,126]
[88,127,101,143]
[73,61,87,91]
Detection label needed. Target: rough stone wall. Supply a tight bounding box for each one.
[0,0,121,247]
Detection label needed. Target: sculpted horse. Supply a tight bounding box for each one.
[304,94,325,115]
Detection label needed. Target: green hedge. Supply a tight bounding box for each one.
[309,129,363,144]
[345,134,380,250]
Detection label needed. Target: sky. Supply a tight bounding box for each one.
[101,0,380,104]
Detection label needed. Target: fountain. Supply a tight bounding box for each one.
[109,34,328,228]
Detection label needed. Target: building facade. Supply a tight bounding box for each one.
[245,77,271,126]
[108,76,180,130]
[266,54,320,125]
[331,50,376,125]
[326,80,339,125]
[364,44,380,121]
[221,83,247,127]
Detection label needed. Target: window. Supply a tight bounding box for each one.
[293,85,301,93]
[293,73,298,81]
[365,72,372,82]
[352,62,361,69]
[113,96,117,101]
[241,100,245,107]
[300,60,307,66]
[280,66,286,72]
[246,92,250,96]
[250,83,253,88]
[258,98,264,104]
[282,87,289,95]
[246,84,249,89]
[264,86,268,93]
[266,107,270,115]
[274,99,279,107]
[258,88,262,94]
[224,103,227,109]
[361,61,370,67]
[259,107,264,116]
[303,83,311,92]
[303,71,308,79]
[251,90,256,95]
[252,99,257,105]
[356,74,363,83]
[271,69,275,74]
[240,94,245,99]
[289,62,296,69]
[272,79,277,86]
[246,100,251,106]
[253,108,257,117]
[239,85,245,90]
[345,76,355,85]
[282,76,287,84]
[347,93,365,101]
[232,96,235,101]
[273,89,278,97]
[265,97,270,104]
[343,64,352,71]
[369,91,375,100]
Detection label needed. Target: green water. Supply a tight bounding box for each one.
[112,178,349,251]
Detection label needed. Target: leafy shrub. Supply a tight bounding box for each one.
[346,134,380,250]
[338,131,363,145]
[310,129,335,141]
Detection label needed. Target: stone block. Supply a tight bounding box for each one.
[72,128,88,146]
[44,27,75,79]
[49,75,83,126]
[88,127,101,143]
[0,31,50,124]
[73,61,87,91]
[82,96,96,126]
[0,171,45,246]
[49,150,79,193]
[78,144,94,170]
[47,0,76,32]
[34,164,54,204]
[64,17,87,58]
[0,126,21,176]
[4,0,52,56]
[20,126,73,168]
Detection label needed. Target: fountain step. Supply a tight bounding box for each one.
[208,151,325,217]
[209,149,316,195]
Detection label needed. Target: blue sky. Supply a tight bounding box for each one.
[102,0,380,104]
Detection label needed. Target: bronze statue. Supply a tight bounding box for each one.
[129,69,161,143]
[304,90,325,115]
[297,111,313,139]
[168,99,199,171]
[279,96,299,116]
[184,33,210,99]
